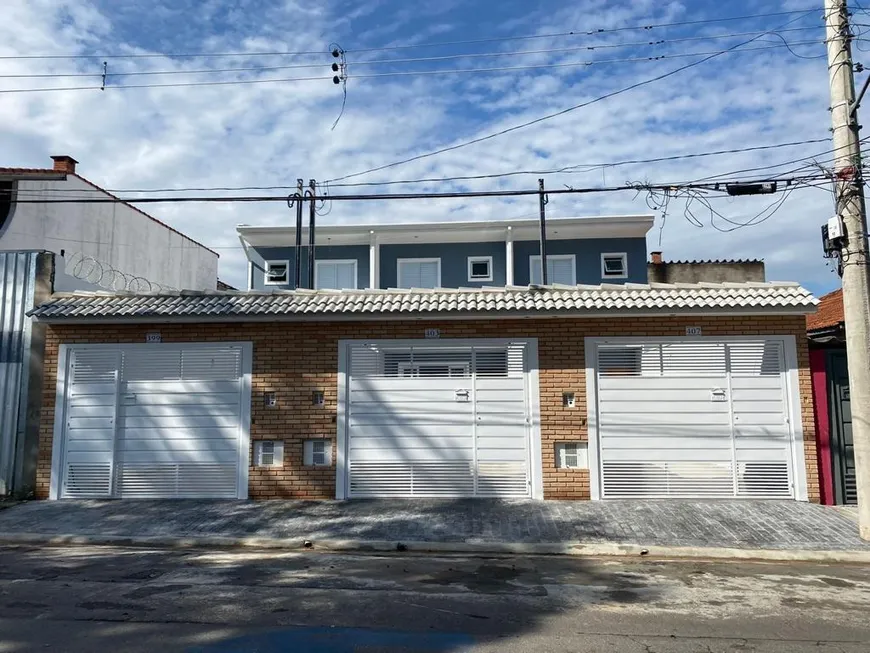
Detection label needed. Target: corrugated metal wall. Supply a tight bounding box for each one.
[0,251,39,495]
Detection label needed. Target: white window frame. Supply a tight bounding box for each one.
[601,252,628,280]
[314,259,358,290]
[467,256,494,282]
[304,439,332,466]
[556,442,587,469]
[255,440,283,467]
[397,257,442,289]
[264,260,290,286]
[529,254,576,285]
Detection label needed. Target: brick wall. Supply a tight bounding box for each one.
[37,315,818,502]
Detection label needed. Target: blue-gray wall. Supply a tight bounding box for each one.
[248,237,648,289]
[249,245,370,290]
[379,242,506,289]
[512,238,648,285]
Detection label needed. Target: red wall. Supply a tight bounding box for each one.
[810,349,835,505]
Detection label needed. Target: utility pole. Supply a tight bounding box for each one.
[825,0,870,538]
[307,179,317,289]
[293,178,304,289]
[538,178,549,285]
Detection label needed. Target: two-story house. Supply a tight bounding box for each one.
[25,213,819,507]
[238,216,650,291]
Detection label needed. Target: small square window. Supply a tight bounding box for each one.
[555,442,588,469]
[255,440,283,467]
[304,439,332,466]
[265,260,290,285]
[468,256,493,282]
[601,253,627,279]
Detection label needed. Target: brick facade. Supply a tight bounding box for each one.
[36,315,818,502]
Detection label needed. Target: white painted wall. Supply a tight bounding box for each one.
[0,176,218,290]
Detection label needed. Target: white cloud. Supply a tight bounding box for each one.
[0,0,844,292]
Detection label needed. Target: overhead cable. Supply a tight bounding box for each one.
[0,8,819,61]
[7,173,836,204]
[9,137,833,196]
[0,40,822,93]
[0,26,825,79]
[325,11,818,184]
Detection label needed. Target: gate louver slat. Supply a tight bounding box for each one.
[346,342,531,498]
[597,340,794,500]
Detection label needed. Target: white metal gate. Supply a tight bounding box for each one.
[54,343,251,499]
[593,339,796,499]
[342,340,535,498]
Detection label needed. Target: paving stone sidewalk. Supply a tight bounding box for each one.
[0,499,866,551]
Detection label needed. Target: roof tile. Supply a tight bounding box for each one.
[29,283,817,321]
[806,288,843,332]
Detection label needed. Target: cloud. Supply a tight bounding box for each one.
[0,0,842,293]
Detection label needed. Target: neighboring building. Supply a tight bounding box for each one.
[647,251,766,283]
[30,280,818,503]
[217,279,237,291]
[0,155,219,497]
[807,288,853,505]
[237,216,653,291]
[1,155,219,291]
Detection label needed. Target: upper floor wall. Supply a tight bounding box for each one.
[247,237,649,290]
[0,163,219,291]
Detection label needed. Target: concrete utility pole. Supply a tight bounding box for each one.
[825,0,870,538]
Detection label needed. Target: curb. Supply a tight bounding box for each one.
[1,532,869,563]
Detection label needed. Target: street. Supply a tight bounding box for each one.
[0,545,868,651]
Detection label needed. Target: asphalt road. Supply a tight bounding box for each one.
[0,544,869,652]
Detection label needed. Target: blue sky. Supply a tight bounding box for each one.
[0,0,851,293]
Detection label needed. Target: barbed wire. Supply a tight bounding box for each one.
[64,251,176,292]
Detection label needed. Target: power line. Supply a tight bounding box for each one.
[0,73,331,94]
[346,9,821,53]
[0,40,823,94]
[8,137,832,196]
[0,8,819,62]
[0,26,826,79]
[7,174,835,204]
[325,12,818,184]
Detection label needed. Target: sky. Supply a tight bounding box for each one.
[0,0,859,294]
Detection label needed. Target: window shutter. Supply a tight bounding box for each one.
[549,258,574,285]
[399,261,439,288]
[318,264,338,290]
[317,261,356,290]
[530,259,543,285]
[336,262,356,289]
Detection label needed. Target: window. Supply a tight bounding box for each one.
[304,439,332,466]
[315,259,357,289]
[255,440,284,467]
[264,260,290,285]
[467,256,493,282]
[529,255,575,285]
[601,253,628,279]
[555,442,588,469]
[397,258,441,289]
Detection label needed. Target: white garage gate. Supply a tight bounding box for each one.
[50,342,252,500]
[337,339,542,499]
[588,337,806,500]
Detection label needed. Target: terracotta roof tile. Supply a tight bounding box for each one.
[806,288,843,332]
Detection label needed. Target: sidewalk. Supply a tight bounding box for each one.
[0,499,867,562]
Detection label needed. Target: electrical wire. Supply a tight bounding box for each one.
[325,12,821,184]
[0,26,826,79]
[0,40,823,94]
[0,8,820,61]
[6,173,836,204]
[9,137,833,196]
